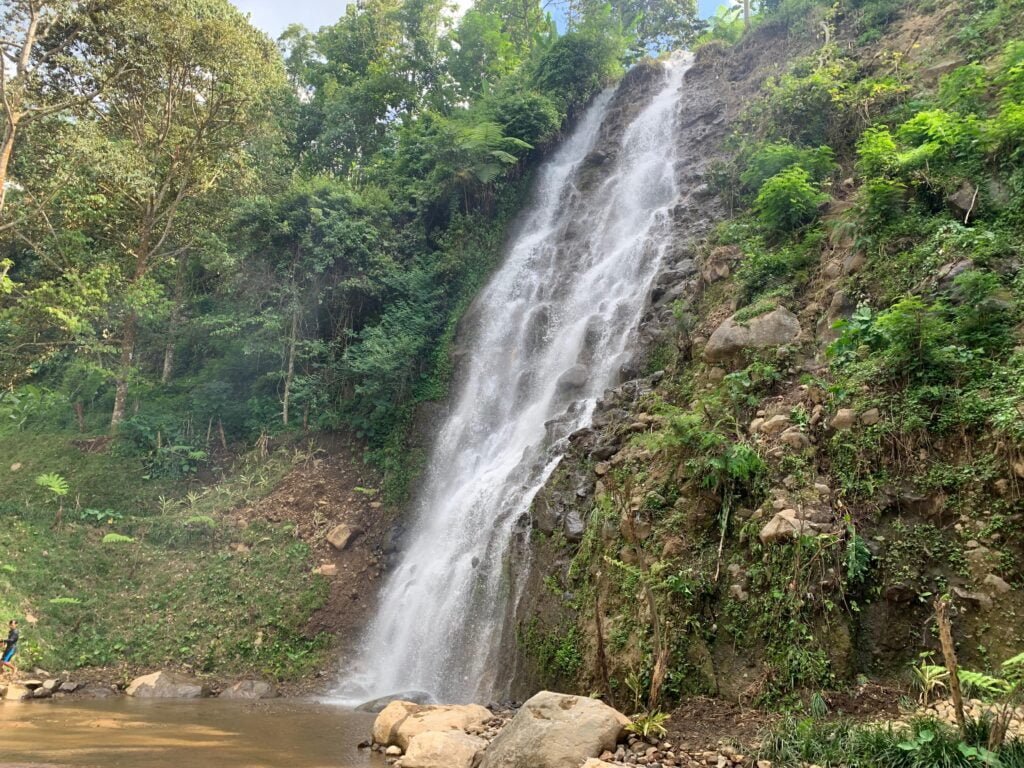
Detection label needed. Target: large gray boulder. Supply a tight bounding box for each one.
[403,730,488,768]
[478,691,629,768]
[125,671,206,699]
[702,307,801,363]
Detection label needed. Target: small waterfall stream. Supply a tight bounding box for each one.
[339,56,691,704]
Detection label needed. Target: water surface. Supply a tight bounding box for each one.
[0,699,382,768]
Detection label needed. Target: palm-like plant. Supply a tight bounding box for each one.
[35,472,70,529]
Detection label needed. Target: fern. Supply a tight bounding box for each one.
[959,669,1012,697]
[35,472,69,497]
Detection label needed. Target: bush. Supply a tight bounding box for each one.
[739,142,837,196]
[755,167,829,235]
[533,26,624,114]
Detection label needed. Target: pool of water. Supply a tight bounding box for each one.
[0,698,384,768]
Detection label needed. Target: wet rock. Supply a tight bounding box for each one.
[702,307,801,363]
[356,691,438,713]
[479,691,629,768]
[564,510,586,542]
[403,730,487,768]
[126,671,207,699]
[373,701,492,751]
[219,680,276,700]
[327,523,361,551]
[4,683,30,701]
[556,365,589,392]
[32,686,53,699]
[59,681,80,693]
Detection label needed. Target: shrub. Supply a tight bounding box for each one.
[755,167,829,235]
[533,26,624,115]
[487,89,562,149]
[856,126,899,177]
[739,142,837,196]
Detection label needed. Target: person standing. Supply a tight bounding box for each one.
[2,619,19,675]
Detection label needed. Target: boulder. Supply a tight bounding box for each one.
[126,671,206,699]
[759,510,830,545]
[4,683,30,701]
[327,523,361,551]
[59,681,80,693]
[779,428,810,450]
[403,730,488,768]
[32,686,52,699]
[702,307,800,363]
[556,365,589,392]
[859,408,881,426]
[22,679,43,690]
[373,700,492,751]
[478,691,629,768]
[356,690,437,713]
[219,680,276,700]
[759,415,790,435]
[983,574,1012,595]
[830,409,857,430]
[947,181,978,222]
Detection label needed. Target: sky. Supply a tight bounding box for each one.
[231,0,719,38]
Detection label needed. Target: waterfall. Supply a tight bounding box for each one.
[337,55,691,705]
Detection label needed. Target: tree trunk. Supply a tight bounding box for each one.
[0,119,18,215]
[161,252,187,383]
[935,596,967,735]
[282,308,299,426]
[110,314,137,431]
[743,0,751,28]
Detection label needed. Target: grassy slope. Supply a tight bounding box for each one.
[0,429,329,682]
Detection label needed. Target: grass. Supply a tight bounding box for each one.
[0,429,331,682]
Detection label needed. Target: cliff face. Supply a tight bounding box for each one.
[510,1,1024,707]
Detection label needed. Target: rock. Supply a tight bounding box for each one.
[327,523,361,551]
[729,584,749,602]
[373,701,492,751]
[357,691,438,713]
[759,415,790,435]
[478,691,629,768]
[22,679,43,690]
[386,745,403,756]
[779,428,810,450]
[581,761,619,768]
[594,462,610,476]
[983,574,1012,594]
[314,563,338,577]
[32,686,53,699]
[702,307,801,363]
[859,408,881,426]
[759,510,829,545]
[126,671,207,699]
[830,409,857,430]
[748,417,765,435]
[4,683,30,701]
[59,681,80,693]
[403,730,488,768]
[700,246,740,285]
[564,510,586,543]
[10,462,22,472]
[42,679,60,692]
[219,680,276,700]
[1013,461,1024,480]
[556,365,589,391]
[947,181,978,222]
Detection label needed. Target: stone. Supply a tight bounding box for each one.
[581,761,619,768]
[564,510,586,542]
[126,671,207,699]
[59,681,80,693]
[314,563,338,577]
[10,462,22,472]
[556,365,589,391]
[219,680,276,700]
[42,679,60,692]
[748,417,765,435]
[779,428,810,450]
[4,683,30,701]
[759,415,790,435]
[386,746,403,756]
[702,307,801,363]
[758,510,828,545]
[859,408,881,426]
[700,246,739,285]
[729,584,749,602]
[32,686,53,699]
[1013,461,1024,480]
[983,574,1012,594]
[594,462,610,476]
[356,691,437,713]
[373,701,492,751]
[22,679,43,690]
[403,730,488,768]
[947,181,978,222]
[327,523,361,551]
[830,409,857,430]
[478,691,629,768]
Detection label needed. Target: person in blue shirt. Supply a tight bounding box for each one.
[2,619,19,675]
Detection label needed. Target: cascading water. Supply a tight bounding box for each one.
[339,55,691,705]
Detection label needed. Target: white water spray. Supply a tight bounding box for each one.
[339,56,691,704]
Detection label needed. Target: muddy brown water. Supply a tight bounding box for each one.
[0,699,385,768]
